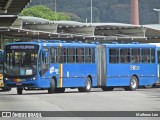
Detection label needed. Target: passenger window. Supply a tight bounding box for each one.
[131,49,140,63]
[142,49,150,63]
[109,49,119,63]
[57,47,67,63]
[50,48,57,63]
[92,48,95,63]
[42,48,49,64]
[76,48,84,63]
[120,49,130,63]
[67,48,75,63]
[85,48,91,63]
[151,49,155,63]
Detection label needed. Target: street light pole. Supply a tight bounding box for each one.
[91,0,92,23]
[55,0,57,20]
[55,0,57,13]
[153,8,160,24]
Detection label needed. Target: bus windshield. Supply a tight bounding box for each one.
[4,50,38,76]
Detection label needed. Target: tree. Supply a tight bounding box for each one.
[20,5,70,21]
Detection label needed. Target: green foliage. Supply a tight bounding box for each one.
[20,5,70,21]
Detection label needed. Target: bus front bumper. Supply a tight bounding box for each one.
[5,81,36,88]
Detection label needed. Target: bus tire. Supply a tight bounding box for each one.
[48,79,55,94]
[17,88,23,95]
[101,87,114,91]
[55,88,65,93]
[2,86,11,91]
[78,77,91,92]
[124,76,138,91]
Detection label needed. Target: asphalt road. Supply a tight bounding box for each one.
[0,88,160,120]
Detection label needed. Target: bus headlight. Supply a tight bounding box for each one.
[33,77,36,80]
[5,78,8,80]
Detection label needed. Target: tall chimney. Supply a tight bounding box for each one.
[131,0,139,25]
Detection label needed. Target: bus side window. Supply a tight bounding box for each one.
[120,49,130,63]
[151,49,156,63]
[76,48,84,63]
[109,48,119,63]
[50,47,57,63]
[42,48,49,69]
[67,48,75,63]
[85,48,91,63]
[158,51,160,63]
[142,48,150,63]
[131,49,140,63]
[42,51,48,64]
[58,47,66,63]
[92,48,95,63]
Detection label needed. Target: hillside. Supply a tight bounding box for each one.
[28,0,160,24]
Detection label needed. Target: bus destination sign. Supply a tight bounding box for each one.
[7,45,39,50]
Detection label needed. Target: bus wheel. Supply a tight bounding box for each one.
[124,76,138,91]
[78,77,92,92]
[101,87,114,91]
[48,79,55,94]
[17,88,23,95]
[55,88,65,93]
[2,86,11,91]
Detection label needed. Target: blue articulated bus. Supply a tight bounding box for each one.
[102,43,158,90]
[3,40,158,94]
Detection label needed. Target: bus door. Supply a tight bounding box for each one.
[97,45,106,87]
[41,47,50,87]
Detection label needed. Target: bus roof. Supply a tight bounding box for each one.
[5,41,156,48]
[103,43,156,48]
[148,43,160,47]
[5,41,97,47]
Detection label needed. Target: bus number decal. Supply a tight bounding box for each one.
[49,66,59,74]
[130,65,140,70]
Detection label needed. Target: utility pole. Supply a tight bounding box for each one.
[55,0,57,13]
[91,0,92,23]
[153,8,160,24]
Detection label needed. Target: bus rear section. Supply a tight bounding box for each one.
[97,44,158,91]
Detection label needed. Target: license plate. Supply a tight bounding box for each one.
[16,83,22,85]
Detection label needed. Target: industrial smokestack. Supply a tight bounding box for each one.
[131,0,139,25]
